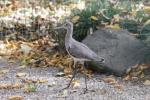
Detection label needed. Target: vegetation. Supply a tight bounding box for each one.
[0,0,150,99]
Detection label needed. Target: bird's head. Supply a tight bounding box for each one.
[62,20,73,29]
[54,20,73,30]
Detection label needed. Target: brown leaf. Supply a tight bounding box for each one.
[143,80,150,86]
[16,73,28,77]
[48,82,57,87]
[72,80,80,88]
[99,88,107,95]
[37,79,48,83]
[0,83,23,89]
[9,95,23,100]
[23,84,36,93]
[103,77,117,84]
[123,75,132,81]
[71,16,80,23]
[90,16,98,21]
[0,84,11,89]
[59,90,68,97]
[56,72,65,77]
[114,84,124,91]
[0,69,9,74]
[105,24,120,30]
[12,83,23,89]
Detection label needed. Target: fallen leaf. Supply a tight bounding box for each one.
[103,77,117,84]
[0,69,9,74]
[90,16,98,21]
[24,84,36,93]
[143,19,150,27]
[144,6,150,14]
[123,75,132,81]
[98,88,107,95]
[72,80,80,88]
[56,72,65,77]
[106,24,120,30]
[12,83,23,89]
[20,43,32,55]
[0,83,12,89]
[48,82,57,87]
[126,68,131,74]
[0,83,23,89]
[71,16,80,23]
[139,64,149,70]
[8,60,16,63]
[38,79,48,83]
[143,80,150,85]
[16,73,28,77]
[114,84,124,91]
[18,65,27,69]
[9,95,23,100]
[59,90,68,97]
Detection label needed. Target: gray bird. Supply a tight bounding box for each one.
[56,20,104,90]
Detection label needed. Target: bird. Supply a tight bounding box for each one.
[56,20,105,91]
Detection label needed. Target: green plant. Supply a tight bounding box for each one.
[71,0,121,41]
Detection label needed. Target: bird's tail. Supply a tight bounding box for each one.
[92,55,105,62]
[97,56,105,62]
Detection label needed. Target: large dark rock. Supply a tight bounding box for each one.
[82,28,150,76]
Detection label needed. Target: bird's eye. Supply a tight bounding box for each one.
[64,23,67,27]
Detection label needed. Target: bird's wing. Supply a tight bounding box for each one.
[67,41,100,61]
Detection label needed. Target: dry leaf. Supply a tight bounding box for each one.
[144,6,150,14]
[71,16,80,23]
[114,84,124,91]
[59,90,68,97]
[18,65,27,69]
[72,80,80,88]
[99,88,107,95]
[0,83,22,89]
[106,24,120,30]
[9,95,23,100]
[123,75,132,81]
[0,69,9,74]
[24,84,36,93]
[0,83,12,89]
[48,82,57,87]
[103,77,116,84]
[131,9,137,17]
[56,72,65,77]
[139,64,149,70]
[20,43,32,55]
[90,16,98,21]
[38,79,48,83]
[143,80,150,86]
[126,68,131,74]
[12,83,23,89]
[16,72,28,77]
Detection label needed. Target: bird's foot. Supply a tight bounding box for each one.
[83,88,88,94]
[62,85,70,90]
[79,88,89,95]
[59,82,72,92]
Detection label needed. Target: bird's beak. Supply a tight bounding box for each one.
[54,24,65,30]
[54,26,64,29]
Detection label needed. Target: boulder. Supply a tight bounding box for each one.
[82,28,150,76]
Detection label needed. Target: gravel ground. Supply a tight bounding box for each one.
[0,57,150,100]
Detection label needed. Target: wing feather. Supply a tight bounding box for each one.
[67,40,99,61]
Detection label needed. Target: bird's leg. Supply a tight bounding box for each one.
[64,59,77,89]
[81,62,88,93]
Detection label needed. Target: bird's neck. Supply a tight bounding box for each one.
[65,27,73,41]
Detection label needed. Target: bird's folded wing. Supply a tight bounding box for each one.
[67,42,99,61]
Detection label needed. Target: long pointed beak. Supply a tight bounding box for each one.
[53,26,64,30]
